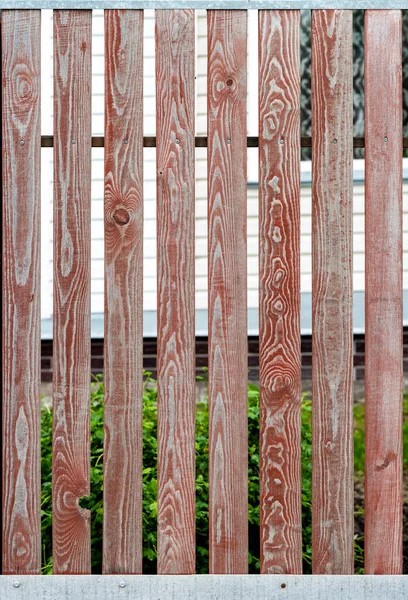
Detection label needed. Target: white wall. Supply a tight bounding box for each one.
[40,9,408,337]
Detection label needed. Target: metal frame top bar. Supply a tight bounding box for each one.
[1,1,407,9]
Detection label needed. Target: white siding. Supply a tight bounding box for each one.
[40,10,408,336]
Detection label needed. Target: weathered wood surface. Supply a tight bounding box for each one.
[364,9,403,575]
[258,10,302,575]
[2,9,41,574]
[156,9,196,574]
[103,9,144,575]
[207,9,248,574]
[311,10,354,574]
[53,10,92,574]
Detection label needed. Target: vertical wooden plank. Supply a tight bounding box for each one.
[258,10,302,575]
[365,10,403,575]
[2,9,41,574]
[53,9,92,574]
[207,9,248,574]
[0,17,2,576]
[103,9,144,575]
[156,9,196,574]
[311,10,354,574]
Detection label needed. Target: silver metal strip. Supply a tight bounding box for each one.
[1,575,408,599]
[1,1,408,10]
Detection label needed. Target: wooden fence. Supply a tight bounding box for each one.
[1,2,407,598]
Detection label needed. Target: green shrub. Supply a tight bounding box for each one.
[43,374,406,574]
[41,373,312,573]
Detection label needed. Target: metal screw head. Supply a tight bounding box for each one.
[281,583,287,589]
[13,582,20,588]
[279,139,284,145]
[384,136,388,142]
[119,581,127,588]
[19,140,25,146]
[333,138,338,144]
[124,139,129,145]
[175,139,180,144]
[227,139,231,145]
[72,139,76,145]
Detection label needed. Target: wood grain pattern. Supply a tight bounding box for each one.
[364,9,403,575]
[53,10,92,575]
[258,10,302,575]
[103,9,143,575]
[311,10,354,574]
[156,9,196,574]
[207,9,248,574]
[2,9,41,574]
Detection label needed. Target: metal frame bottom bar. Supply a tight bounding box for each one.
[1,575,407,599]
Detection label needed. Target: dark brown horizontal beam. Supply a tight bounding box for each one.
[39,136,408,149]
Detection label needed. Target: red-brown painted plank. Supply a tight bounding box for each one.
[103,9,144,575]
[53,10,92,574]
[2,9,41,574]
[311,9,354,574]
[207,9,248,574]
[364,9,403,575]
[156,9,196,574]
[258,9,302,575]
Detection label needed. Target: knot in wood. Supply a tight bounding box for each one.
[226,78,234,87]
[113,208,130,226]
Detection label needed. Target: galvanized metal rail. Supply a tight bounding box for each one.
[1,575,408,600]
[1,1,407,8]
